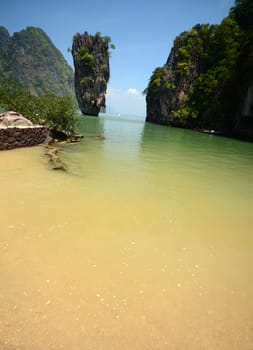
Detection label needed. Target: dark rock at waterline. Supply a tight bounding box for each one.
[50,129,68,141]
[50,128,84,144]
[65,134,84,143]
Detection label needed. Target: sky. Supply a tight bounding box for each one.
[1,0,234,116]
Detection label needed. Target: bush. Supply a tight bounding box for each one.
[0,80,78,135]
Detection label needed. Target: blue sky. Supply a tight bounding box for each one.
[1,0,234,116]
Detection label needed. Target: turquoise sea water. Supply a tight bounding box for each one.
[1,114,253,349]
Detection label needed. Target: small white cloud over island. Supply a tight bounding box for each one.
[106,86,145,116]
[127,88,140,96]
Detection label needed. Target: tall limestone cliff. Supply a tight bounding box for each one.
[145,0,253,140]
[72,32,111,116]
[0,26,74,98]
[146,24,213,127]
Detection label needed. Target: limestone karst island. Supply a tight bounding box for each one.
[145,2,253,140]
[72,31,113,116]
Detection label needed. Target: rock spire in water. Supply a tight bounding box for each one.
[72,31,112,116]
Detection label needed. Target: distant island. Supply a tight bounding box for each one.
[145,0,253,140]
[0,26,115,119]
[0,26,74,99]
[72,31,115,116]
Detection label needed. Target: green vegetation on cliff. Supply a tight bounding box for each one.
[72,31,114,116]
[0,26,74,99]
[146,0,253,138]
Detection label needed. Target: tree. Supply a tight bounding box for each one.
[232,0,253,29]
[0,80,78,135]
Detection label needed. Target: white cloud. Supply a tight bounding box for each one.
[127,88,140,96]
[106,86,145,116]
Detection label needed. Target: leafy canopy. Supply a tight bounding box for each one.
[0,80,78,135]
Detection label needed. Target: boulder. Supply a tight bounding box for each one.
[0,111,33,127]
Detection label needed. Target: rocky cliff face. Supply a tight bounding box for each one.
[146,0,253,141]
[72,32,110,116]
[233,80,253,139]
[146,25,210,126]
[0,26,74,98]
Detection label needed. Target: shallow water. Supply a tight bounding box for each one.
[1,114,253,350]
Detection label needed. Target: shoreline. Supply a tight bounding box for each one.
[146,120,253,143]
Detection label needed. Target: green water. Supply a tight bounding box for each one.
[1,114,253,349]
